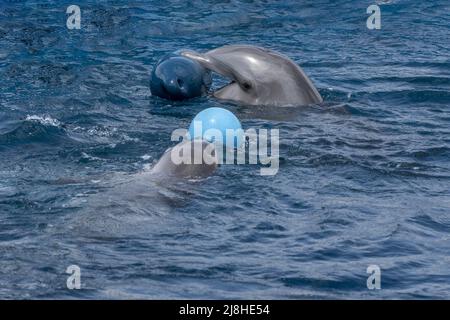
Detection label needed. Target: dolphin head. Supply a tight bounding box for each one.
[150,54,212,101]
[181,45,322,106]
[151,140,218,179]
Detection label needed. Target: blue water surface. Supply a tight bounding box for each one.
[0,0,449,299]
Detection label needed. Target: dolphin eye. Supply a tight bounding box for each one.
[242,82,251,90]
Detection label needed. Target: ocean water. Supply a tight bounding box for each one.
[0,0,449,299]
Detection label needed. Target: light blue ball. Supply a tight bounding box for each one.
[188,107,243,149]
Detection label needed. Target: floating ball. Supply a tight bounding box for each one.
[150,52,212,100]
[188,107,244,149]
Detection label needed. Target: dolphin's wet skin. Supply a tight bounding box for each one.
[1,1,450,299]
[180,45,323,106]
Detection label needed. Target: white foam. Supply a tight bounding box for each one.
[25,115,61,127]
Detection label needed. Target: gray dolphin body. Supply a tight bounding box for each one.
[151,140,218,179]
[181,45,322,106]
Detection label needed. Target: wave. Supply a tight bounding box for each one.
[25,115,61,127]
[0,115,72,146]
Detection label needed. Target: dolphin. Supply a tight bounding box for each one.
[151,139,218,179]
[181,45,323,106]
[61,139,218,238]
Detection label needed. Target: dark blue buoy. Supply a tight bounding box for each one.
[150,52,212,101]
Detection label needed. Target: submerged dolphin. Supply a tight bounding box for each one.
[62,140,218,238]
[181,45,323,106]
[151,139,218,179]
